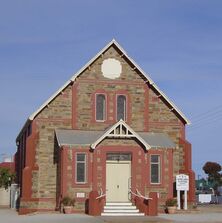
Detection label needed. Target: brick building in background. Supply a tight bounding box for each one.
[15,40,195,215]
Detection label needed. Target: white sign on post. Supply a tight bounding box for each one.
[176,174,189,210]
[176,174,189,191]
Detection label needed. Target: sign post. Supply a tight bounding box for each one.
[176,174,189,210]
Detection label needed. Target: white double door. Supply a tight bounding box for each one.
[106,160,131,202]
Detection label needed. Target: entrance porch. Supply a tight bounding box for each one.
[56,120,175,215]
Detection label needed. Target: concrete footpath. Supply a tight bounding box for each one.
[159,212,222,223]
[159,205,222,223]
[0,209,104,223]
[0,205,222,223]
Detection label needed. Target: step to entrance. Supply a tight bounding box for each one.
[101,202,144,216]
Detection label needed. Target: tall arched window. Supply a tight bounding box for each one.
[117,95,126,121]
[96,94,106,121]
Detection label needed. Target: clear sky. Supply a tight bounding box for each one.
[0,0,222,177]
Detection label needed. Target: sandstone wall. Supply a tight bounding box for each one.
[32,85,72,208]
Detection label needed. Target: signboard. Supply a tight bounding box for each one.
[76,192,85,198]
[176,174,189,191]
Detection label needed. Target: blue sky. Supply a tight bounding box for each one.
[0,0,222,177]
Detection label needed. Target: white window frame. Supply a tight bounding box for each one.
[75,153,87,184]
[116,94,127,121]
[95,93,107,122]
[150,154,161,184]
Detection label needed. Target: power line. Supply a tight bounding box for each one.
[190,111,222,127]
[189,118,222,131]
[191,104,222,120]
[188,115,222,132]
[187,104,222,131]
[192,108,222,123]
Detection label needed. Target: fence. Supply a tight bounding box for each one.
[0,184,19,208]
[0,187,10,207]
[197,194,222,204]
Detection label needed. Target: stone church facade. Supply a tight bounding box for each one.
[15,40,195,215]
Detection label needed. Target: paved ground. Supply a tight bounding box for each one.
[0,205,222,223]
[99,216,171,223]
[160,205,222,223]
[0,209,104,223]
[159,213,222,223]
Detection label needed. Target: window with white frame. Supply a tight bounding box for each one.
[96,94,106,121]
[150,155,161,184]
[76,153,86,183]
[117,95,126,121]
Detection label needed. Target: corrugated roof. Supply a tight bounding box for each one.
[139,132,175,148]
[55,129,103,146]
[55,129,175,149]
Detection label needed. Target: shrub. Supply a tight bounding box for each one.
[165,198,177,207]
[61,196,75,206]
[0,168,15,189]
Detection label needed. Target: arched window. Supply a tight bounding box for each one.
[96,94,106,121]
[117,95,126,121]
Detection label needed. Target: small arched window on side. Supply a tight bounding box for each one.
[117,95,126,121]
[96,94,106,121]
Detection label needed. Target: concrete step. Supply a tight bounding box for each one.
[101,202,144,216]
[104,206,136,210]
[101,212,145,216]
[103,209,140,213]
[105,202,133,206]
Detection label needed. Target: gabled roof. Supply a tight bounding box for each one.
[17,39,190,140]
[91,119,151,150]
[55,120,175,149]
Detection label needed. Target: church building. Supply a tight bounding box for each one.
[15,39,195,215]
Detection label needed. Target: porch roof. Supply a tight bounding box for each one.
[55,129,175,149]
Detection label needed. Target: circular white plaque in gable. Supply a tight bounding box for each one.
[101,58,122,79]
